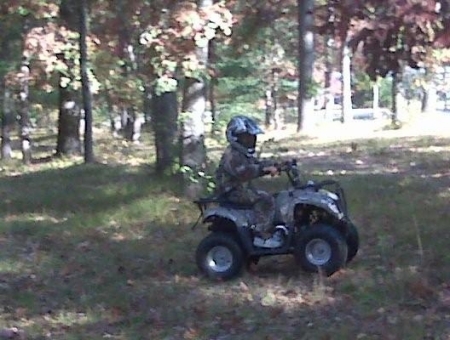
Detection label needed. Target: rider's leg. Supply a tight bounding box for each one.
[252,192,285,248]
[252,191,276,236]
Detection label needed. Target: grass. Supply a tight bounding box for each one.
[0,121,449,340]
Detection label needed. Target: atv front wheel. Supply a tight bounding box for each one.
[345,222,359,264]
[295,224,348,276]
[196,232,244,281]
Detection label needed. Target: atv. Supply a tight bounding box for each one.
[192,159,359,281]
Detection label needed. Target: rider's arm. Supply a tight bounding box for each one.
[223,152,266,182]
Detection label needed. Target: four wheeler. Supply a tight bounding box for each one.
[192,159,359,281]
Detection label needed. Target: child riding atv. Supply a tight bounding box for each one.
[215,115,287,248]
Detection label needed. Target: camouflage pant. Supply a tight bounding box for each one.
[227,189,275,233]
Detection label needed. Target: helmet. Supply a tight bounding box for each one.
[225,115,264,156]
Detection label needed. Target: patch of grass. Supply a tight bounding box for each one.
[0,128,449,339]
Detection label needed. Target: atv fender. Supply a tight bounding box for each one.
[277,190,345,222]
[202,207,255,253]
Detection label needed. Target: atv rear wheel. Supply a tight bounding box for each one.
[295,224,348,276]
[196,232,244,281]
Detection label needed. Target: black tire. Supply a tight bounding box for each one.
[196,232,244,281]
[295,224,348,276]
[345,222,359,264]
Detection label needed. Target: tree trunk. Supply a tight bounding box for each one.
[341,42,352,123]
[1,79,14,160]
[297,0,315,132]
[391,72,398,124]
[208,40,217,126]
[18,60,32,164]
[56,73,81,156]
[264,88,274,128]
[123,106,137,141]
[209,78,217,127]
[373,80,379,118]
[180,0,210,198]
[421,86,437,114]
[151,90,179,173]
[324,37,333,120]
[103,88,119,135]
[143,84,152,125]
[79,0,94,163]
[117,0,139,143]
[181,78,207,197]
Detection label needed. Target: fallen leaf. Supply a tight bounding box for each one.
[261,292,276,306]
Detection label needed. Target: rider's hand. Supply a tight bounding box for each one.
[263,165,279,177]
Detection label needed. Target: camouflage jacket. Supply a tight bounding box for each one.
[215,146,268,202]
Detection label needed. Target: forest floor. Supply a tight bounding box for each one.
[0,113,449,339]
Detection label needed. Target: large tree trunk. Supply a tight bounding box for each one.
[180,0,210,198]
[181,77,207,198]
[151,90,179,173]
[1,79,14,160]
[297,0,315,132]
[56,73,81,156]
[79,0,94,163]
[18,60,32,164]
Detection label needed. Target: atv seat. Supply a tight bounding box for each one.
[194,196,254,210]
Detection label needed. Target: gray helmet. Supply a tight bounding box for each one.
[225,115,264,156]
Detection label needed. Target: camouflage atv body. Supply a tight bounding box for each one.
[193,159,359,281]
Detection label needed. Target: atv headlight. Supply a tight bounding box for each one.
[327,192,339,201]
[319,189,339,201]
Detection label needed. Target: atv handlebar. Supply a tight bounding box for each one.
[276,159,348,215]
[276,159,303,187]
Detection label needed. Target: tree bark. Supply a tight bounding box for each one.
[208,40,217,127]
[297,0,315,132]
[56,72,81,156]
[116,0,139,142]
[181,78,207,197]
[180,0,211,198]
[373,80,379,118]
[18,60,32,164]
[1,78,14,160]
[265,88,274,128]
[421,86,437,114]
[79,0,94,163]
[341,42,352,123]
[391,72,398,124]
[151,90,179,173]
[143,84,152,126]
[324,37,333,120]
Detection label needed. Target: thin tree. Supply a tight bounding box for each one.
[18,58,32,164]
[1,78,13,160]
[341,41,352,123]
[297,0,315,132]
[79,0,94,162]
